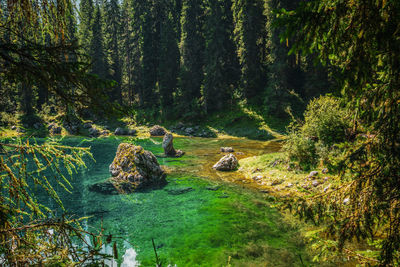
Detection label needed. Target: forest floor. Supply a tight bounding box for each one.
[0,104,289,140]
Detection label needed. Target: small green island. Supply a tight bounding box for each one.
[1,0,399,266]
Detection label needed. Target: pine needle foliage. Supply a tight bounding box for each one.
[0,139,108,265]
[277,0,400,265]
[0,0,118,116]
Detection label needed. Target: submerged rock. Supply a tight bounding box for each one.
[206,185,221,191]
[165,187,193,195]
[149,125,167,136]
[162,133,185,157]
[90,143,166,194]
[220,147,234,152]
[89,181,119,195]
[212,153,238,171]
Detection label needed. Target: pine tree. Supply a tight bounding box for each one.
[158,1,180,118]
[78,0,94,55]
[121,0,144,105]
[90,4,109,78]
[103,0,122,103]
[140,0,159,108]
[203,0,239,114]
[232,0,266,101]
[179,0,205,113]
[264,0,330,116]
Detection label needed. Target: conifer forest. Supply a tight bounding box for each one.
[0,0,399,266]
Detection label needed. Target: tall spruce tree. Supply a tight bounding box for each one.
[232,0,266,101]
[264,0,331,116]
[158,1,180,118]
[140,0,159,109]
[103,0,122,103]
[179,0,205,114]
[78,0,94,55]
[203,0,239,113]
[264,0,301,116]
[90,4,109,78]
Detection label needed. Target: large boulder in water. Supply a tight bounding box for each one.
[149,125,167,136]
[162,133,184,157]
[89,143,166,194]
[212,153,238,171]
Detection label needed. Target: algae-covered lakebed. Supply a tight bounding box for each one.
[38,136,310,266]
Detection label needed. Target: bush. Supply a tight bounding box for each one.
[0,111,19,126]
[284,95,351,169]
[284,129,318,170]
[302,96,351,145]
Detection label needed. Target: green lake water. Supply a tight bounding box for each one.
[36,136,309,266]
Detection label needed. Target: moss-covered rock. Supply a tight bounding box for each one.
[90,143,166,194]
[149,125,167,136]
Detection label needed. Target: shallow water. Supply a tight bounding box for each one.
[37,136,308,266]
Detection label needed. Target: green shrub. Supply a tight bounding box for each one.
[302,96,351,146]
[284,95,351,169]
[0,111,19,126]
[284,129,318,170]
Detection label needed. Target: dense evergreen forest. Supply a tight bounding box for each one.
[1,0,399,266]
[0,0,331,122]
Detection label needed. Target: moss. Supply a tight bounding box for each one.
[238,152,341,198]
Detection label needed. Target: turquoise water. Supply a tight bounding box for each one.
[37,136,309,266]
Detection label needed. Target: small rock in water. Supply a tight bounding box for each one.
[220,147,234,152]
[162,133,184,157]
[149,125,167,136]
[114,127,126,135]
[212,153,238,171]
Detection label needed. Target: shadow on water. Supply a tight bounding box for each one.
[32,136,311,266]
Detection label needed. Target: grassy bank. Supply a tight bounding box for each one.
[0,104,288,140]
[238,152,339,198]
